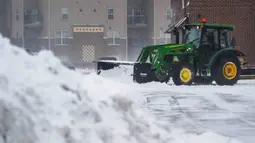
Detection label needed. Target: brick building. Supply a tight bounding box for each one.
[252,0,255,64]
[6,0,173,68]
[169,0,255,64]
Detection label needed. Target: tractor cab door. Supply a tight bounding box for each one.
[198,28,220,65]
[197,28,220,76]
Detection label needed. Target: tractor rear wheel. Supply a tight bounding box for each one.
[172,63,195,85]
[212,57,241,85]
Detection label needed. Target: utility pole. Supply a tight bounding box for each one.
[125,1,128,61]
[48,0,51,50]
[153,0,156,45]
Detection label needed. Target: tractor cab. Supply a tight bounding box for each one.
[183,18,236,51]
[182,19,238,72]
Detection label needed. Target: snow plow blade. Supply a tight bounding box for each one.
[133,63,158,84]
[94,59,159,84]
[95,60,135,75]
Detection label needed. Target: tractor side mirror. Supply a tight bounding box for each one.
[163,54,173,62]
[231,37,236,48]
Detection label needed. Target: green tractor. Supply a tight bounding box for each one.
[95,19,255,85]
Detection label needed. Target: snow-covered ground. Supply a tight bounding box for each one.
[143,80,255,143]
[96,63,255,143]
[0,33,249,143]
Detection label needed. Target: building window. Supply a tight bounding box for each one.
[16,32,23,47]
[24,9,39,25]
[127,9,145,25]
[55,30,69,45]
[16,10,19,21]
[166,8,172,20]
[92,8,97,12]
[107,30,120,45]
[61,8,68,20]
[108,8,114,19]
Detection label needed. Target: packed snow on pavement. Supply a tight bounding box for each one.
[0,34,245,143]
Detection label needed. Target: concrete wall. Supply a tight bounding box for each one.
[10,0,24,47]
[32,0,128,64]
[23,0,37,9]
[8,0,177,64]
[146,0,154,42]
[40,0,127,39]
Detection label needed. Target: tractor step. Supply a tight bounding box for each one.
[241,68,255,76]
[240,75,255,80]
[240,66,255,80]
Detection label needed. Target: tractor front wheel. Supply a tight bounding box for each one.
[172,63,195,85]
[212,57,241,85]
[155,70,170,83]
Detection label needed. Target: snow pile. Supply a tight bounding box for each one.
[0,34,242,143]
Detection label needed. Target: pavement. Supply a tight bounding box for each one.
[144,82,255,143]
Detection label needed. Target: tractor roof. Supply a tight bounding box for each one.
[184,23,234,30]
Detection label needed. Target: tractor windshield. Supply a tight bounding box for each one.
[183,26,201,48]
